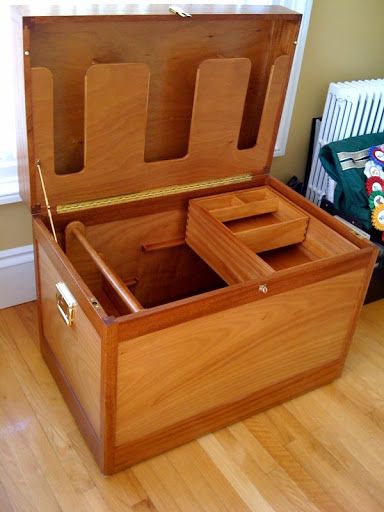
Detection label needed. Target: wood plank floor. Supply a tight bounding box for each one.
[1,300,384,512]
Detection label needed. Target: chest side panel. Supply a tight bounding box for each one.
[37,244,101,436]
[115,268,364,446]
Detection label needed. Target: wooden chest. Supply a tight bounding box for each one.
[14,5,377,474]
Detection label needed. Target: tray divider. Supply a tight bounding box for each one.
[233,217,308,253]
[210,198,278,222]
[186,203,274,285]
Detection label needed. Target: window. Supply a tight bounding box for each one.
[0,0,312,203]
[0,2,19,204]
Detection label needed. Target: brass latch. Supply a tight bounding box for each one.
[56,282,77,326]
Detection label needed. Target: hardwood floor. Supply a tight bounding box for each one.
[0,300,384,512]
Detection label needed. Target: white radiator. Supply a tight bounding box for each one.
[306,79,384,205]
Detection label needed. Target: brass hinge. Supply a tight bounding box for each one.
[56,174,254,214]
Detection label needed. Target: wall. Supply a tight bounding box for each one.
[271,0,384,182]
[0,202,32,250]
[1,0,384,251]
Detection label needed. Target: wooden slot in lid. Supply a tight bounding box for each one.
[17,6,301,209]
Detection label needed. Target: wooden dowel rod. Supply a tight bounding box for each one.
[66,222,143,314]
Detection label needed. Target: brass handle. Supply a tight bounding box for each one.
[56,282,77,326]
[259,284,268,294]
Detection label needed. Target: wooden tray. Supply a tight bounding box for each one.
[187,187,309,284]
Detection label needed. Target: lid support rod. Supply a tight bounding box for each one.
[35,160,58,243]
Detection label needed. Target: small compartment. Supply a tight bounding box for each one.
[259,244,320,271]
[196,194,244,212]
[225,213,308,254]
[224,188,308,253]
[199,189,278,223]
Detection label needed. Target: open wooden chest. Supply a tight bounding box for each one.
[14,5,378,474]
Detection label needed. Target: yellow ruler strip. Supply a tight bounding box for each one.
[57,174,254,214]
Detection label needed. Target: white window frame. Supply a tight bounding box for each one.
[0,161,20,205]
[0,0,312,205]
[274,0,313,156]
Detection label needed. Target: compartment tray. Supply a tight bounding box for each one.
[186,187,309,284]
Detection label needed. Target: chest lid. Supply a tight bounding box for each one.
[18,5,301,211]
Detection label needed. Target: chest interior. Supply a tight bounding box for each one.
[46,184,358,319]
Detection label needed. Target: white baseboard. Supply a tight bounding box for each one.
[0,244,36,309]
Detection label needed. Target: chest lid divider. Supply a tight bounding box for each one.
[31,55,292,210]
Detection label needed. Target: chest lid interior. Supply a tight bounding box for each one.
[19,5,301,210]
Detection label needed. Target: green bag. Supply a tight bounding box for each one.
[319,132,384,230]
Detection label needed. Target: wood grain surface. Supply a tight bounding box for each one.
[268,176,369,249]
[186,184,365,286]
[1,299,383,511]
[210,198,278,222]
[187,201,274,284]
[115,269,364,446]
[81,209,187,282]
[232,217,308,253]
[37,244,102,435]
